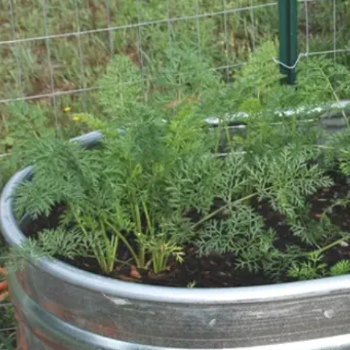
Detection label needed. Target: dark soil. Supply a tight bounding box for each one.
[21,169,350,288]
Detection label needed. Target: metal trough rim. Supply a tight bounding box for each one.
[3,101,350,305]
[9,273,350,350]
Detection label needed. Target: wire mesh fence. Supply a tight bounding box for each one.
[0,1,276,104]
[0,1,349,129]
[1,0,350,346]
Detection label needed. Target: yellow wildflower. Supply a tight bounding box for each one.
[72,115,81,122]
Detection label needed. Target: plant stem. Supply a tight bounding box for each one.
[128,189,146,268]
[317,145,350,154]
[138,246,145,267]
[318,67,349,128]
[141,198,154,235]
[192,192,258,229]
[100,218,116,273]
[152,251,167,274]
[317,235,350,254]
[72,210,108,272]
[134,203,142,233]
[222,119,234,152]
[105,221,141,267]
[132,202,146,266]
[109,236,119,273]
[215,122,223,153]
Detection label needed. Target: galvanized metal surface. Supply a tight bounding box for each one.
[9,268,350,350]
[2,133,350,350]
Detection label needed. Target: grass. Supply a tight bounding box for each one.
[1,0,350,348]
[0,238,15,350]
[0,0,350,144]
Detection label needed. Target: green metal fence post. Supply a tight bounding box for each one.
[288,0,298,85]
[278,0,298,85]
[278,0,288,78]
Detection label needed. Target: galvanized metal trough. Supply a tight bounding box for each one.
[2,131,350,350]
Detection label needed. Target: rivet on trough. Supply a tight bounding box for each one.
[209,319,217,327]
[324,309,335,319]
